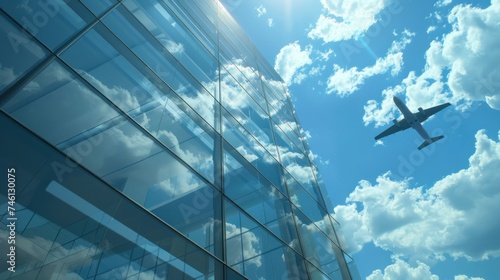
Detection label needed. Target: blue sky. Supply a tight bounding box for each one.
[222,0,500,279]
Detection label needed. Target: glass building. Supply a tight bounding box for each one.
[0,1,359,279]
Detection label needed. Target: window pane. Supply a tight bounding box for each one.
[60,23,215,183]
[138,100,216,183]
[287,172,329,225]
[307,261,336,280]
[0,14,48,94]
[121,0,218,94]
[168,0,217,54]
[102,150,219,252]
[274,117,305,154]
[225,199,308,280]
[219,55,267,111]
[293,206,341,278]
[217,11,257,71]
[0,59,218,253]
[273,120,308,169]
[0,1,94,50]
[283,159,327,210]
[1,60,120,145]
[223,110,286,193]
[81,0,117,16]
[0,115,235,280]
[60,26,159,113]
[56,120,218,253]
[220,65,278,160]
[224,142,300,247]
[99,5,216,129]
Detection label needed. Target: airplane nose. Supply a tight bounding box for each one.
[393,96,402,104]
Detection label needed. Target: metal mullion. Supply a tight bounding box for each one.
[0,0,123,105]
[55,56,217,196]
[115,3,219,98]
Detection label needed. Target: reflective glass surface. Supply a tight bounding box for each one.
[119,1,218,96]
[81,0,117,17]
[224,142,300,246]
[1,58,218,255]
[219,55,267,111]
[60,22,215,183]
[0,0,357,279]
[220,66,278,161]
[176,0,218,25]
[217,11,257,72]
[169,0,218,55]
[222,110,285,193]
[1,60,120,145]
[225,199,308,280]
[293,205,342,278]
[0,14,48,94]
[0,1,94,50]
[0,113,244,280]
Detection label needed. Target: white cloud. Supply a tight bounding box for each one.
[362,61,449,127]
[374,139,384,147]
[368,0,500,126]
[256,4,267,17]
[274,42,313,85]
[388,29,414,53]
[334,130,500,262]
[275,120,300,137]
[363,39,452,127]
[254,5,274,28]
[367,258,439,280]
[363,83,402,127]
[326,31,414,96]
[293,71,308,84]
[0,64,17,87]
[434,11,443,22]
[155,128,213,175]
[236,145,259,162]
[436,0,453,7]
[308,65,323,77]
[0,230,100,280]
[363,0,500,126]
[441,0,500,109]
[454,275,485,280]
[226,222,262,268]
[369,258,486,280]
[79,70,142,112]
[267,18,274,27]
[427,25,437,33]
[302,129,312,140]
[318,49,334,61]
[165,39,184,54]
[308,0,394,43]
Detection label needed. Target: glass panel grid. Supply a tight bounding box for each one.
[0,0,357,278]
[0,12,49,94]
[0,0,95,50]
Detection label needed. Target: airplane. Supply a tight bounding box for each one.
[375,96,451,150]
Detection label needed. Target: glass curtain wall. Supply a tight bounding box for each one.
[0,0,358,279]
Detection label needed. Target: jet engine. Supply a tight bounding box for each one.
[418,107,425,115]
[393,119,399,126]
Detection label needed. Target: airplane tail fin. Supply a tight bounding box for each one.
[418,135,444,150]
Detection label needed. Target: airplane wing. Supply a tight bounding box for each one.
[414,103,451,122]
[374,120,411,140]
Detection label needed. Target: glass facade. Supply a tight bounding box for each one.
[0,1,359,279]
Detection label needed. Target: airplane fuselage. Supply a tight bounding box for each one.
[393,96,432,143]
[375,96,450,149]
